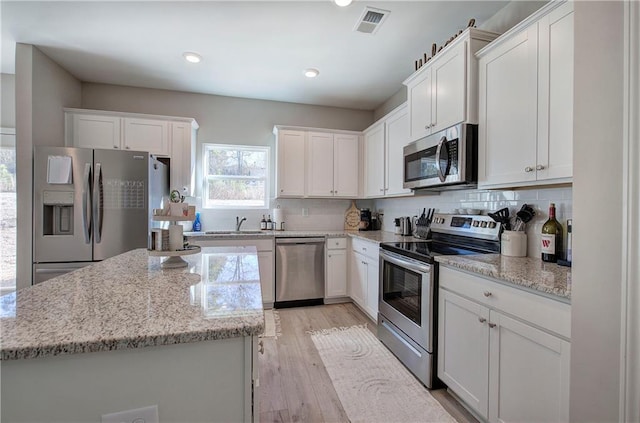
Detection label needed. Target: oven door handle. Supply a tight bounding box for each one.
[380,250,431,274]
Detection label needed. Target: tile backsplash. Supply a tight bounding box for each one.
[193,186,572,259]
[373,186,573,259]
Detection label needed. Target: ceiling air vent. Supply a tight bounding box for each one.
[354,7,390,35]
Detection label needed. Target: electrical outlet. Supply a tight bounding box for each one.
[101,405,159,423]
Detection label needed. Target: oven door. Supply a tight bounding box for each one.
[378,249,434,352]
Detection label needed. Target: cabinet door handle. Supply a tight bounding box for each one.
[525,166,534,172]
[425,124,430,129]
[478,317,487,323]
[280,189,284,193]
[483,291,492,297]
[125,146,130,149]
[334,191,337,194]
[379,188,384,192]
[362,247,367,251]
[536,164,546,170]
[488,323,497,328]
[113,146,118,149]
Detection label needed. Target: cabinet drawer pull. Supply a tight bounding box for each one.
[478,317,487,323]
[536,164,546,170]
[525,166,534,172]
[113,146,118,149]
[488,323,497,328]
[362,247,367,251]
[483,291,492,297]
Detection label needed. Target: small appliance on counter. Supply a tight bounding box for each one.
[359,208,372,231]
[399,216,412,236]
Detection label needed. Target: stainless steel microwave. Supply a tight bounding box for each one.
[403,123,478,191]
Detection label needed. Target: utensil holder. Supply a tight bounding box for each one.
[501,231,527,257]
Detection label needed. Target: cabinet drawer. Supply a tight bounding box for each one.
[190,238,274,252]
[351,237,378,259]
[327,237,347,250]
[439,266,571,339]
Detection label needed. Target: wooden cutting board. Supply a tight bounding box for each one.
[344,201,360,230]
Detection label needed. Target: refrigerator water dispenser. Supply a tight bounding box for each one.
[42,190,75,235]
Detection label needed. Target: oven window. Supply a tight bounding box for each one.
[382,260,422,325]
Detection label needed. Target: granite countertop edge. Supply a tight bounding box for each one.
[435,254,571,301]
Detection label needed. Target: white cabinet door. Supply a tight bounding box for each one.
[257,251,275,306]
[333,134,360,198]
[350,251,366,309]
[326,249,347,298]
[73,114,121,150]
[431,42,466,133]
[307,132,335,197]
[363,254,379,320]
[537,3,574,182]
[364,122,385,198]
[488,311,570,423]
[169,122,195,195]
[384,106,411,196]
[276,130,306,197]
[123,118,169,156]
[478,26,539,187]
[407,71,433,141]
[438,289,490,419]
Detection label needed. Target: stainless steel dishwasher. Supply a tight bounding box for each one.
[275,237,325,307]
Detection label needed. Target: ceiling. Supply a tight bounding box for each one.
[1,1,508,110]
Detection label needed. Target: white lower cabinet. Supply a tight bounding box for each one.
[349,238,379,320]
[191,239,275,308]
[438,266,570,423]
[325,237,348,299]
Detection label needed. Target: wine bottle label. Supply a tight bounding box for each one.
[541,234,556,254]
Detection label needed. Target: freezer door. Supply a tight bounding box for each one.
[93,149,149,260]
[33,146,94,263]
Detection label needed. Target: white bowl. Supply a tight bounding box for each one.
[465,208,481,215]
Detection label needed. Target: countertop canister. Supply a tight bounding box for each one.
[501,230,527,257]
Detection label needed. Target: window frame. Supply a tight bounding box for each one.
[201,143,270,210]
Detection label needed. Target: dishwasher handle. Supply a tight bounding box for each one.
[276,237,325,244]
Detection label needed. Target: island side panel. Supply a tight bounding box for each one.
[1,337,251,422]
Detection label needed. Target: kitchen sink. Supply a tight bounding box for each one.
[204,230,265,235]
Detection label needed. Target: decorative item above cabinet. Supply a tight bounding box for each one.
[273,125,361,199]
[476,1,573,189]
[64,108,199,196]
[403,28,499,143]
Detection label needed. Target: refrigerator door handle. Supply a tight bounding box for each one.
[82,163,92,244]
[93,162,103,244]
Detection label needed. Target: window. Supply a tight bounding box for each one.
[202,144,269,209]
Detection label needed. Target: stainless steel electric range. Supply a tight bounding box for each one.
[377,213,502,388]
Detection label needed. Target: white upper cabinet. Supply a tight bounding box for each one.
[274,126,361,198]
[478,1,574,189]
[275,129,307,197]
[123,118,169,156]
[364,103,413,198]
[404,28,499,143]
[64,108,198,193]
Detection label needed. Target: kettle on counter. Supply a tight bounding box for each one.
[399,216,412,236]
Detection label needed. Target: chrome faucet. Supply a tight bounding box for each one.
[235,216,247,231]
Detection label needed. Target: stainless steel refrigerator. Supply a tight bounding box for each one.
[33,146,168,284]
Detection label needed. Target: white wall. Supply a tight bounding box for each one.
[1,73,15,128]
[373,186,571,259]
[570,3,625,421]
[15,44,82,287]
[81,83,374,231]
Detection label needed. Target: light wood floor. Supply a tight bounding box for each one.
[258,303,479,423]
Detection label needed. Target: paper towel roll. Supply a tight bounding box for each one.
[273,208,284,228]
[169,224,183,251]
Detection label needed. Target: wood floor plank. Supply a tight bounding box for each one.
[260,303,477,423]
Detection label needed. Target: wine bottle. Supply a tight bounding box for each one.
[260,215,267,230]
[541,203,563,263]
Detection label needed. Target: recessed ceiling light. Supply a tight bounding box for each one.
[183,52,202,63]
[335,0,353,6]
[304,68,320,78]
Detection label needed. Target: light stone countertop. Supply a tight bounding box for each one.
[185,229,415,244]
[0,247,264,361]
[435,254,572,302]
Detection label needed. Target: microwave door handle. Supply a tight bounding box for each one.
[82,163,92,244]
[435,136,449,183]
[93,162,103,244]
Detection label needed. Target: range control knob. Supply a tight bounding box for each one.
[488,222,497,229]
[481,221,488,228]
[472,221,480,227]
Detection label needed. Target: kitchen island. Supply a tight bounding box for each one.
[0,247,264,422]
